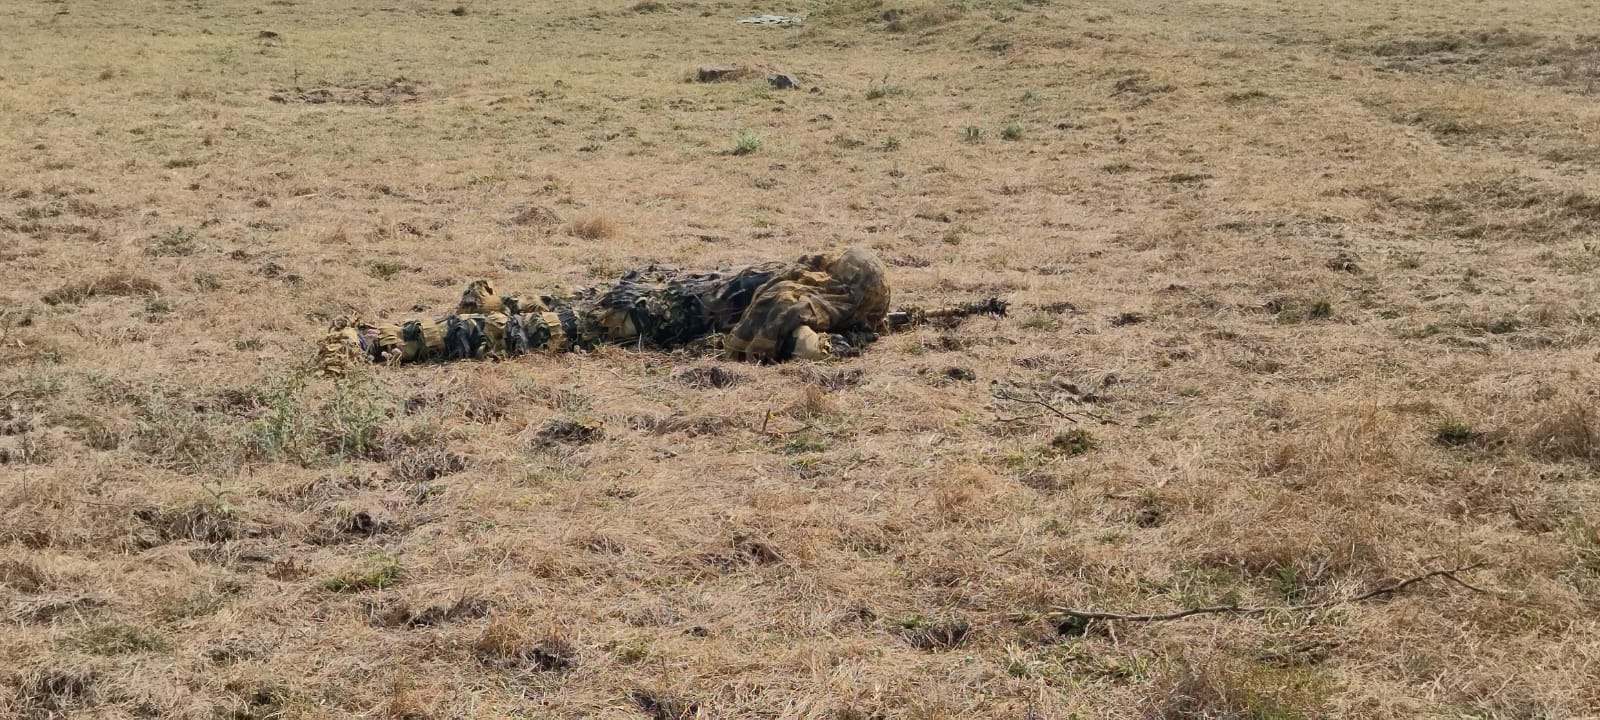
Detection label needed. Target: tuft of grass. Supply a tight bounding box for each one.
[42,272,161,305]
[962,125,984,143]
[885,6,963,33]
[324,369,386,460]
[247,365,387,465]
[367,259,408,280]
[630,0,666,11]
[882,136,902,151]
[1046,429,1098,457]
[1000,119,1024,141]
[1145,656,1331,719]
[866,78,909,99]
[1433,420,1480,447]
[731,129,762,156]
[66,623,172,656]
[143,296,174,317]
[146,227,198,257]
[782,432,827,454]
[568,212,620,240]
[321,551,403,592]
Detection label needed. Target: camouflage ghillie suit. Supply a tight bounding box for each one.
[318,247,890,373]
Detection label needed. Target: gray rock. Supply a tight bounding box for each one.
[739,14,804,25]
[767,73,799,90]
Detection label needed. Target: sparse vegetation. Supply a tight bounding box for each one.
[1046,428,1097,457]
[865,77,909,99]
[66,624,172,656]
[730,129,762,156]
[1434,420,1480,447]
[3,0,1597,717]
[321,552,403,592]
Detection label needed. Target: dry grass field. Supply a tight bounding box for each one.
[4,0,1600,717]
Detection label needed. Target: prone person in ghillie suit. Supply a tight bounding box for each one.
[318,247,920,374]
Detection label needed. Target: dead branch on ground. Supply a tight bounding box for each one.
[990,385,1119,425]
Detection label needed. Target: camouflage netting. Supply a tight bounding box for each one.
[317,247,891,373]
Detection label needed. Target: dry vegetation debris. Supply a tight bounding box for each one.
[2,0,1600,717]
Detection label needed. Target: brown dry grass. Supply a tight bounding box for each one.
[568,212,622,241]
[2,0,1600,717]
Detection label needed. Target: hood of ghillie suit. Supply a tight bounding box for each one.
[723,247,890,362]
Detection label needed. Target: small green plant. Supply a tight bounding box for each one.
[892,614,930,630]
[322,551,403,592]
[1046,429,1098,457]
[865,77,908,99]
[1305,299,1333,320]
[148,227,198,257]
[1021,89,1039,103]
[1020,314,1060,330]
[882,136,902,151]
[783,432,827,454]
[731,129,762,156]
[1269,564,1309,603]
[144,296,174,316]
[1434,420,1479,447]
[324,369,386,460]
[249,366,316,464]
[1001,119,1024,141]
[67,623,172,655]
[961,125,984,143]
[367,259,408,280]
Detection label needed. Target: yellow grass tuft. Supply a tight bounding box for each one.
[566,212,620,240]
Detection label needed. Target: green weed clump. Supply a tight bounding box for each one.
[249,365,388,465]
[322,552,403,592]
[731,130,762,155]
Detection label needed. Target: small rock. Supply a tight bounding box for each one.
[697,65,741,83]
[768,73,799,90]
[257,30,280,40]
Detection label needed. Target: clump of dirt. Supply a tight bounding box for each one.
[630,688,699,720]
[532,416,604,446]
[673,365,746,389]
[269,77,433,106]
[506,204,561,228]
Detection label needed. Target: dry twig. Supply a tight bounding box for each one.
[990,385,1119,425]
[1050,563,1490,623]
